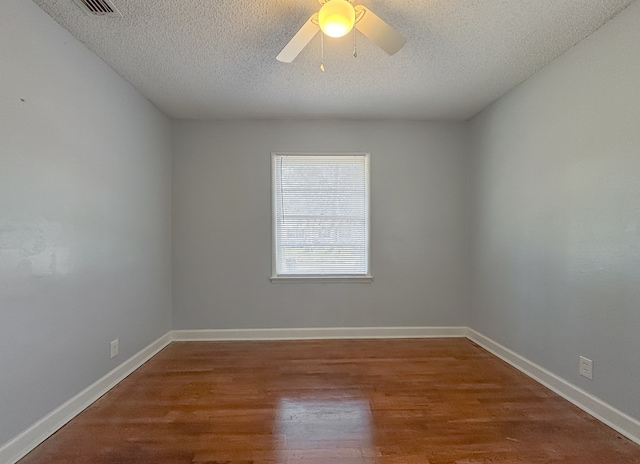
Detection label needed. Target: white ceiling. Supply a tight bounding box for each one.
[33,0,633,120]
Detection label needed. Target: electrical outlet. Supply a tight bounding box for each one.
[110,339,119,359]
[579,356,593,380]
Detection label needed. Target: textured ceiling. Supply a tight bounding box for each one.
[33,0,633,120]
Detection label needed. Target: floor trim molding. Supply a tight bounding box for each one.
[4,326,639,463]
[0,332,173,464]
[171,326,468,341]
[467,328,640,445]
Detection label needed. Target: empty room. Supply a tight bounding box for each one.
[1,0,640,462]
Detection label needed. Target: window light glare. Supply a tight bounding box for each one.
[318,0,356,38]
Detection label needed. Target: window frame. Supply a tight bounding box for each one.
[270,152,373,283]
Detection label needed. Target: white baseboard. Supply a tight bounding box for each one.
[4,326,639,463]
[0,332,173,464]
[171,326,468,341]
[466,328,640,445]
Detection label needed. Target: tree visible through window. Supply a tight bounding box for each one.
[272,153,371,280]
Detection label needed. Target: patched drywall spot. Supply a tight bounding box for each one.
[0,220,72,277]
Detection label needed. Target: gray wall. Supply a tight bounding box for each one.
[0,0,172,445]
[470,1,640,421]
[172,120,470,329]
[5,0,640,450]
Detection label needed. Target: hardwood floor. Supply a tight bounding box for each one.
[20,338,640,463]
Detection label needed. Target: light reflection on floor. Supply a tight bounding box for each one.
[276,397,376,463]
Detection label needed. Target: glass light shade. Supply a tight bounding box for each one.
[318,0,356,38]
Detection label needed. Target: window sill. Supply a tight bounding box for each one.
[270,275,373,283]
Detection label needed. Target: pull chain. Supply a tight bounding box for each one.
[320,33,325,72]
[353,27,357,58]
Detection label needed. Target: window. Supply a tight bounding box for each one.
[271,153,371,281]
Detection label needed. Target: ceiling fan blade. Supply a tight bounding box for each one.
[355,6,406,56]
[276,14,320,63]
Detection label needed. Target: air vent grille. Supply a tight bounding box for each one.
[72,0,122,17]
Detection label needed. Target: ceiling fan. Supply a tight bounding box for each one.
[276,0,406,64]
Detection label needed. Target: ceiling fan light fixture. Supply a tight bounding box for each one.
[318,0,356,38]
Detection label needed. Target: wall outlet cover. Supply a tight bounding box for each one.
[110,339,119,359]
[579,356,593,380]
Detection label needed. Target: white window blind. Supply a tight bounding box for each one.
[272,153,370,279]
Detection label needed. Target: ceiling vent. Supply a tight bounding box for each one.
[72,0,122,18]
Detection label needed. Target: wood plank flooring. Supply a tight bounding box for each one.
[19,338,640,463]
